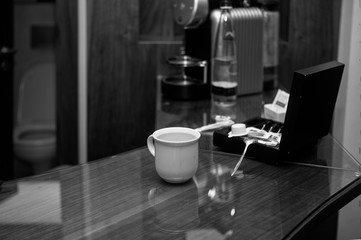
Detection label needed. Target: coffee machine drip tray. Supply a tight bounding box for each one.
[162,75,209,100]
[162,52,209,100]
[164,75,202,86]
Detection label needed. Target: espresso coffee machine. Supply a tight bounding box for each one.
[162,0,210,100]
[162,0,244,100]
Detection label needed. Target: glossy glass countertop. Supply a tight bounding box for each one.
[1,134,360,239]
[2,91,360,239]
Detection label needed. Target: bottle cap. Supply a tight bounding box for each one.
[228,123,248,137]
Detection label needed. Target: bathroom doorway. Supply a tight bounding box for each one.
[10,0,57,178]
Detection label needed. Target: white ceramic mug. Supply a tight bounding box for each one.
[147,127,201,183]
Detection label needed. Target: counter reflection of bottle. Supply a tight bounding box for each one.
[212,0,238,107]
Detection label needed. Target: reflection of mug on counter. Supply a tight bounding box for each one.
[148,179,200,233]
[147,127,200,183]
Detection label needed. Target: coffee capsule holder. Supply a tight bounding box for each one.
[213,117,285,165]
[214,61,346,166]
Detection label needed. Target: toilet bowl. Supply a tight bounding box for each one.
[13,61,56,175]
[13,124,56,173]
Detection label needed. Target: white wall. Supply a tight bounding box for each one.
[334,1,361,237]
[333,0,361,165]
[14,2,56,122]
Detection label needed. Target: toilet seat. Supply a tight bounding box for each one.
[14,124,56,147]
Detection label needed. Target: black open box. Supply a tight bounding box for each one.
[213,61,345,165]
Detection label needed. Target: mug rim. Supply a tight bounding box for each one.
[152,127,200,145]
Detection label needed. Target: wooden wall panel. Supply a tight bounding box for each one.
[56,0,179,164]
[87,0,157,160]
[87,43,157,159]
[139,0,182,40]
[279,0,341,90]
[55,0,78,165]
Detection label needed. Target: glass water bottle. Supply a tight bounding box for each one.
[212,0,238,107]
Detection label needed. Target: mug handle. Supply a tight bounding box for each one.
[147,135,155,157]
